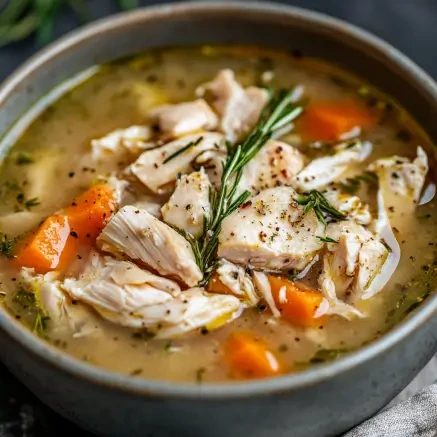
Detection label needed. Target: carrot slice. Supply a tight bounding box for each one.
[207,272,233,295]
[224,331,283,379]
[65,184,115,243]
[268,275,325,327]
[15,215,78,274]
[299,100,375,142]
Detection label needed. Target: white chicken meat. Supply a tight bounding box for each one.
[161,168,211,238]
[218,187,325,271]
[130,132,225,193]
[238,140,305,195]
[197,69,269,143]
[148,99,218,139]
[97,206,203,287]
[318,221,389,318]
[61,254,241,338]
[295,141,373,191]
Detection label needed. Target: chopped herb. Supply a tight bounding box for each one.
[338,171,378,195]
[13,288,36,308]
[295,190,346,225]
[130,368,143,376]
[24,197,40,210]
[164,341,172,352]
[196,367,206,383]
[131,331,155,340]
[0,233,15,258]
[317,236,338,243]
[15,152,34,165]
[163,136,204,164]
[34,313,50,334]
[310,348,350,364]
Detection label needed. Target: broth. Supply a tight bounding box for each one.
[0,46,436,383]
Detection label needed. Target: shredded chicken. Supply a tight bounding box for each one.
[323,188,372,225]
[60,254,240,338]
[238,140,305,194]
[252,271,280,317]
[130,132,225,193]
[148,99,218,139]
[19,268,101,338]
[319,221,389,318]
[295,141,373,191]
[215,259,259,306]
[197,69,269,143]
[218,187,324,271]
[97,206,202,287]
[368,146,428,202]
[91,126,154,161]
[161,168,211,238]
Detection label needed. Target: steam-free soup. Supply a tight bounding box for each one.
[0,46,436,382]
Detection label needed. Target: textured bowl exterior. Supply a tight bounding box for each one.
[1,3,437,437]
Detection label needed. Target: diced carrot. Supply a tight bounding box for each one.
[65,185,115,244]
[268,275,325,327]
[15,215,78,274]
[207,272,233,295]
[224,331,283,379]
[298,100,375,142]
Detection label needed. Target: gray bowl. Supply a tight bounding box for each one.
[1,2,437,437]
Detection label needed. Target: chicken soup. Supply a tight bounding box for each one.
[0,46,436,382]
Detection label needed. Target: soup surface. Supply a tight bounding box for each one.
[0,46,436,383]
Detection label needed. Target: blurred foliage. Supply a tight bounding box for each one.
[0,0,138,47]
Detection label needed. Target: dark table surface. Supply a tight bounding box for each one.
[1,0,436,436]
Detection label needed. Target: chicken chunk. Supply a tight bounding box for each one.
[238,140,305,194]
[61,254,240,338]
[295,141,373,191]
[215,259,259,306]
[91,126,154,161]
[218,187,325,271]
[368,146,428,202]
[148,99,218,139]
[161,168,211,238]
[197,69,269,143]
[130,132,225,193]
[323,188,372,225]
[97,206,202,286]
[318,221,389,318]
[19,268,101,338]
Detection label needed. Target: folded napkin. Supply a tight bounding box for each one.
[345,384,437,437]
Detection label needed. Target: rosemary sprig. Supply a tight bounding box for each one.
[317,236,338,243]
[0,232,15,258]
[295,190,346,225]
[163,136,204,164]
[0,0,138,47]
[188,89,303,284]
[338,171,378,195]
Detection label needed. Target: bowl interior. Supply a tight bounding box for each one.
[1,1,437,397]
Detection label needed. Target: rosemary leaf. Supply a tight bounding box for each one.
[317,236,338,243]
[163,136,203,164]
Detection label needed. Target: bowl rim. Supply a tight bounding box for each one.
[1,0,437,399]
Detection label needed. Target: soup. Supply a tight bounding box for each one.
[0,46,436,383]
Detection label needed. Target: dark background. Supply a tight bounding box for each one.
[0,1,436,435]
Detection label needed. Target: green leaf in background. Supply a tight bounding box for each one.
[0,0,139,47]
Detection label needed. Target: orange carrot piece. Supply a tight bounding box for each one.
[65,185,115,243]
[207,272,233,295]
[299,100,375,142]
[224,331,283,379]
[15,215,78,274]
[268,275,325,327]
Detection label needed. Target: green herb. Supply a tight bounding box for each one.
[163,136,204,164]
[295,190,346,225]
[13,288,35,308]
[0,0,138,47]
[164,341,172,352]
[24,197,40,210]
[34,313,50,334]
[310,348,350,363]
[196,367,206,383]
[185,89,303,285]
[338,171,378,195]
[15,152,34,165]
[317,236,338,243]
[130,368,143,376]
[0,233,15,258]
